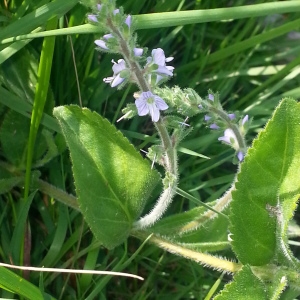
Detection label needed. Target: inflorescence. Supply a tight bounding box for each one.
[88,3,173,123]
[88,1,250,162]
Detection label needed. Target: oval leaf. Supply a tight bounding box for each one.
[53,105,161,249]
[230,98,300,265]
[214,265,266,300]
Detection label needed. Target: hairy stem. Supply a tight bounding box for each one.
[107,15,178,228]
[132,230,242,273]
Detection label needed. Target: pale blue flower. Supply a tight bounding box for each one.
[135,91,168,122]
[237,151,244,162]
[210,124,219,130]
[88,4,102,22]
[125,15,132,28]
[219,129,245,162]
[208,94,214,101]
[95,34,114,50]
[228,113,235,120]
[242,115,249,125]
[103,59,127,87]
[88,14,98,22]
[146,48,174,78]
[133,48,143,56]
[218,128,238,146]
[204,115,211,121]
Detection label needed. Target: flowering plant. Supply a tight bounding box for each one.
[1,0,299,298]
[50,1,300,298]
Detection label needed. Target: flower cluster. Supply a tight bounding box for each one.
[88,3,249,162]
[201,92,249,162]
[88,4,173,122]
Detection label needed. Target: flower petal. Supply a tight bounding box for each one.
[156,65,173,76]
[135,98,149,116]
[218,135,231,144]
[204,115,211,121]
[111,74,125,87]
[95,39,108,50]
[112,59,126,74]
[125,15,132,28]
[88,14,98,22]
[218,129,238,146]
[133,48,143,56]
[242,115,249,125]
[152,48,166,66]
[165,56,174,62]
[148,103,160,122]
[237,151,244,162]
[210,124,219,129]
[158,75,166,84]
[103,33,113,40]
[154,96,168,111]
[228,113,235,120]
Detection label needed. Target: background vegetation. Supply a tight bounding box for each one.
[0,0,300,298]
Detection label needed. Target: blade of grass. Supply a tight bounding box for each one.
[237,53,300,108]
[0,28,42,64]
[0,0,77,41]
[0,86,61,133]
[24,16,57,202]
[134,1,300,29]
[180,18,300,73]
[9,191,36,264]
[85,236,152,299]
[1,2,300,44]
[0,265,54,300]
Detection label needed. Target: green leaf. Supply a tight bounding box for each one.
[0,0,78,41]
[151,202,229,252]
[214,265,266,300]
[230,98,300,265]
[0,111,48,168]
[0,177,23,194]
[0,266,55,300]
[53,105,161,249]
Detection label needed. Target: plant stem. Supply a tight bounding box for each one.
[37,180,79,211]
[132,230,242,273]
[107,16,178,228]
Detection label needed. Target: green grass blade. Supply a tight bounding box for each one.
[9,191,36,264]
[24,17,57,201]
[238,53,300,108]
[134,1,300,29]
[1,2,300,44]
[0,28,42,64]
[0,266,55,300]
[0,0,78,41]
[0,86,61,133]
